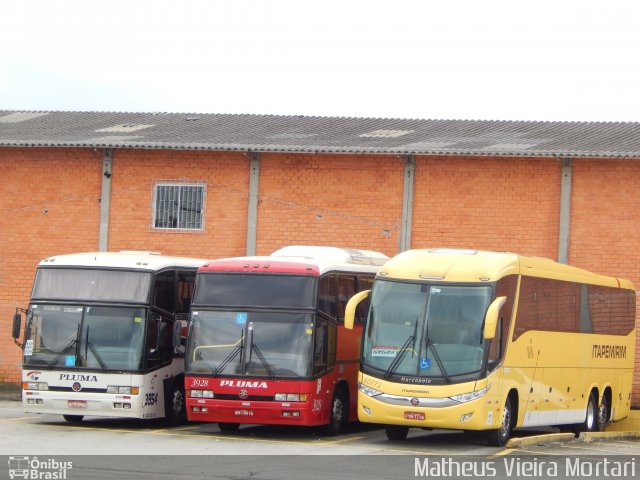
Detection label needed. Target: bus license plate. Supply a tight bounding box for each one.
[404,411,424,421]
[234,409,253,416]
[68,400,87,408]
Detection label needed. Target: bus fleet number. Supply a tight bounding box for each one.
[143,393,158,407]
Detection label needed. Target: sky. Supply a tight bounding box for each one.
[1,1,639,122]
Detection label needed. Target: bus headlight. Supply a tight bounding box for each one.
[275,393,307,402]
[107,386,139,395]
[357,383,382,397]
[449,385,490,403]
[189,390,214,398]
[24,382,48,391]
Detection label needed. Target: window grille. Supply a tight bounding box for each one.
[152,181,206,231]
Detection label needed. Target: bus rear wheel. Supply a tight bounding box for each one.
[165,383,186,425]
[63,415,84,423]
[385,425,409,441]
[486,397,512,446]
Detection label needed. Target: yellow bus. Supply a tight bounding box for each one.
[344,248,636,446]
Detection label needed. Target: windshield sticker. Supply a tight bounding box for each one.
[432,288,441,294]
[420,358,432,370]
[65,355,76,367]
[134,316,142,323]
[24,340,34,356]
[235,313,247,325]
[306,328,313,335]
[372,346,398,357]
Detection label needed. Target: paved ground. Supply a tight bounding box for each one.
[1,397,638,479]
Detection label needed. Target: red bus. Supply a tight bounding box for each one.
[184,246,388,434]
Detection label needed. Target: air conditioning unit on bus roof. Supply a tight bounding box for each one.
[118,251,162,255]
[272,246,388,266]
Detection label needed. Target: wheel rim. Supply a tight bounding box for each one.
[586,398,595,430]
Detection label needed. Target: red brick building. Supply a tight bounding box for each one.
[1,111,639,404]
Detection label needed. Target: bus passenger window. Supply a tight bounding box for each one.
[176,271,196,316]
[318,275,337,319]
[337,275,356,322]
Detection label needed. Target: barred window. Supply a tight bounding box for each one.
[152,182,205,231]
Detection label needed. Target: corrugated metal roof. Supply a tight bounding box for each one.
[0,110,639,158]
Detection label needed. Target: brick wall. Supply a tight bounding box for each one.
[569,159,640,406]
[0,148,102,383]
[412,155,560,257]
[1,148,639,407]
[256,153,402,256]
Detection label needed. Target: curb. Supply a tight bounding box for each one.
[506,432,575,448]
[579,431,640,442]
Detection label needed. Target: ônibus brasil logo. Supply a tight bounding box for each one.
[8,456,72,479]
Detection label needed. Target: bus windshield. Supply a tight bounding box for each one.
[193,273,315,308]
[187,311,314,378]
[24,304,147,371]
[362,281,492,379]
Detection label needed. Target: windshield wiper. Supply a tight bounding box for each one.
[383,334,415,379]
[213,328,244,377]
[247,322,275,379]
[425,337,450,383]
[47,325,81,368]
[48,340,78,368]
[82,326,108,370]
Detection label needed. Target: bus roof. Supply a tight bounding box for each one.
[199,245,389,276]
[378,248,634,289]
[38,251,208,271]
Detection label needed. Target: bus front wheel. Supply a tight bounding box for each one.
[320,389,346,436]
[486,397,512,446]
[385,425,409,441]
[63,415,84,423]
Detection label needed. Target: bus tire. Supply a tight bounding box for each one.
[321,388,347,436]
[385,425,409,441]
[595,393,609,432]
[165,382,187,425]
[218,422,240,433]
[63,415,84,423]
[486,397,513,446]
[577,392,599,432]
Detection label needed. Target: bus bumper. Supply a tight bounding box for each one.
[357,390,495,431]
[186,398,324,426]
[22,390,146,419]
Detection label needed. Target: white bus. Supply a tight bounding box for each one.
[12,251,206,423]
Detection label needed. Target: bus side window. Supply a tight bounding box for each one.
[489,275,517,368]
[146,313,173,368]
[356,276,374,323]
[337,275,356,323]
[313,320,328,375]
[318,275,337,319]
[176,270,196,317]
[153,270,175,313]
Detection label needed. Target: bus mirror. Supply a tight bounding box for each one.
[483,296,506,340]
[12,312,22,340]
[344,290,370,330]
